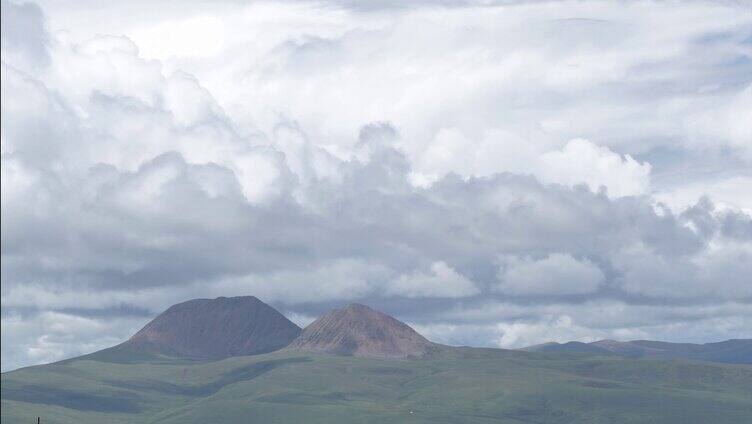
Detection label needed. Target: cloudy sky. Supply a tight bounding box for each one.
[2,0,751,371]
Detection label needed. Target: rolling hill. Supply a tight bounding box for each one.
[522,338,752,364]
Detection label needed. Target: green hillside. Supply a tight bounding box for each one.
[3,348,752,424]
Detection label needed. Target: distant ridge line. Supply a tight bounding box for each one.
[521,338,752,364]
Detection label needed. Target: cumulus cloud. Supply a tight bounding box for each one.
[496,254,604,296]
[418,133,651,197]
[2,0,752,371]
[385,261,480,298]
[538,139,651,197]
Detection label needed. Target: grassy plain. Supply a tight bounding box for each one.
[3,347,752,423]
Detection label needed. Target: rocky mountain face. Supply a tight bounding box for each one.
[287,303,436,358]
[121,296,301,360]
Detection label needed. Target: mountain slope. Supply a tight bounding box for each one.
[3,349,752,424]
[523,338,752,364]
[109,296,301,360]
[287,304,436,358]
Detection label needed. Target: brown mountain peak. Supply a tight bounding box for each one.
[123,296,301,360]
[287,303,435,358]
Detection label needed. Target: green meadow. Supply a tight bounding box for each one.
[3,348,752,424]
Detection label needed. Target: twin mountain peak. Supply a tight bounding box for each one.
[108,296,752,364]
[119,296,436,360]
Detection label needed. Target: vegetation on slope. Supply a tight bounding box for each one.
[3,348,752,424]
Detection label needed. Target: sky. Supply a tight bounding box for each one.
[1,0,751,372]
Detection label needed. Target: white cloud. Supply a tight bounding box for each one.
[538,138,651,197]
[496,254,604,296]
[131,15,227,59]
[655,176,752,215]
[385,261,480,298]
[0,0,49,72]
[2,0,752,371]
[230,149,290,203]
[418,132,651,197]
[685,84,752,159]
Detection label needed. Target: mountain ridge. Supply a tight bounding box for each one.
[522,337,752,364]
[39,295,752,365]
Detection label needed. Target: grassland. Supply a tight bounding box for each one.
[3,348,752,423]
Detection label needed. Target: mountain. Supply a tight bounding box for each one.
[523,338,752,364]
[287,303,437,358]
[3,297,752,423]
[108,296,301,360]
